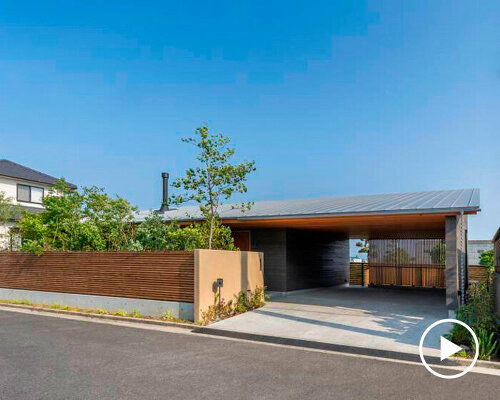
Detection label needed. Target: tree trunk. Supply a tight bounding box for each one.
[208,217,214,250]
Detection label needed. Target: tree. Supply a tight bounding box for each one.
[479,249,494,272]
[136,212,209,251]
[383,247,413,265]
[429,242,446,264]
[17,180,139,253]
[171,125,256,249]
[356,239,369,256]
[0,191,20,249]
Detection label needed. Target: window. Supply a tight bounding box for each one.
[31,187,44,203]
[17,184,44,204]
[17,184,30,202]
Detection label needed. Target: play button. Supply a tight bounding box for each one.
[419,319,479,379]
[440,336,463,361]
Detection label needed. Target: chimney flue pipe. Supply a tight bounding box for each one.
[159,172,169,212]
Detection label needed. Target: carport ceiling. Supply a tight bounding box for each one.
[222,213,450,238]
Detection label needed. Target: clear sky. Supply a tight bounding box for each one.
[1,1,498,240]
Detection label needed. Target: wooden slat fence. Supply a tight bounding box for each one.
[369,264,445,288]
[468,264,490,284]
[349,262,369,286]
[366,238,446,289]
[0,252,195,303]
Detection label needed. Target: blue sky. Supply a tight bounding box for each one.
[0,1,498,240]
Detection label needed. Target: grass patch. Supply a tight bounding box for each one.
[0,299,192,324]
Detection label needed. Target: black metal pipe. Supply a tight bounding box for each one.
[159,172,169,212]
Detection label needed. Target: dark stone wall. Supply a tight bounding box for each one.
[286,230,349,291]
[250,228,349,292]
[250,229,287,292]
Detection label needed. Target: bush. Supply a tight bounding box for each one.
[449,283,499,359]
[201,286,266,324]
[472,328,499,360]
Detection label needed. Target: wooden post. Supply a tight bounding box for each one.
[361,262,365,287]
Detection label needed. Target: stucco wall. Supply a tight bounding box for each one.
[194,249,264,323]
[0,176,53,208]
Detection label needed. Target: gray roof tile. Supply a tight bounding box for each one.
[135,188,480,222]
[0,159,76,189]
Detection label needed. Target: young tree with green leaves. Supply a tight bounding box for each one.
[170,125,256,249]
[479,249,494,272]
[17,180,139,253]
[356,239,369,256]
[0,191,20,250]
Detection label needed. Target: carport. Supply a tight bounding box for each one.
[224,189,480,311]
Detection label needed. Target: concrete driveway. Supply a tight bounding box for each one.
[210,285,450,357]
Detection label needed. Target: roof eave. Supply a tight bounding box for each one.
[0,173,77,190]
[146,206,480,223]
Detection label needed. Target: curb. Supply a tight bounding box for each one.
[450,357,500,370]
[193,327,500,370]
[0,303,195,330]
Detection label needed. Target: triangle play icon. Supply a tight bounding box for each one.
[440,336,463,361]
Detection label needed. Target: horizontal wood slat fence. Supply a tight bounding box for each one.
[468,264,490,284]
[350,263,491,288]
[349,262,369,286]
[0,252,195,303]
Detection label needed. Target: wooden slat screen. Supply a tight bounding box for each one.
[369,265,445,288]
[367,238,445,288]
[349,262,369,286]
[468,264,489,284]
[0,252,194,303]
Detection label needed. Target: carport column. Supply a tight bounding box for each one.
[445,215,466,311]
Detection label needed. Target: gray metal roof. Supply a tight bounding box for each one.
[135,188,480,222]
[0,159,76,189]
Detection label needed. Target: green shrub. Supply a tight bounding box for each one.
[161,311,174,320]
[450,283,499,360]
[127,309,142,318]
[472,328,499,360]
[202,287,266,324]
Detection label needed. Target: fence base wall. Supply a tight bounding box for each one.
[0,288,194,321]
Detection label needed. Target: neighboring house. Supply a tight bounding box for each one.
[137,184,480,310]
[467,240,494,265]
[0,159,76,249]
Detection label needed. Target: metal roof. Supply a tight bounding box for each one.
[0,159,76,189]
[135,188,480,222]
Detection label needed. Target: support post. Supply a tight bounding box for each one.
[445,215,467,312]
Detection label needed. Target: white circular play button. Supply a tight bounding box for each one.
[419,319,479,379]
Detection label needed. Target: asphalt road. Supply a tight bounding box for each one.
[0,310,498,400]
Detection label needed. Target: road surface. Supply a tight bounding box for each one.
[0,310,498,399]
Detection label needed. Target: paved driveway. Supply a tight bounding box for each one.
[210,286,450,357]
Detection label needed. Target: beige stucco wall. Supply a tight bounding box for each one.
[194,249,264,323]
